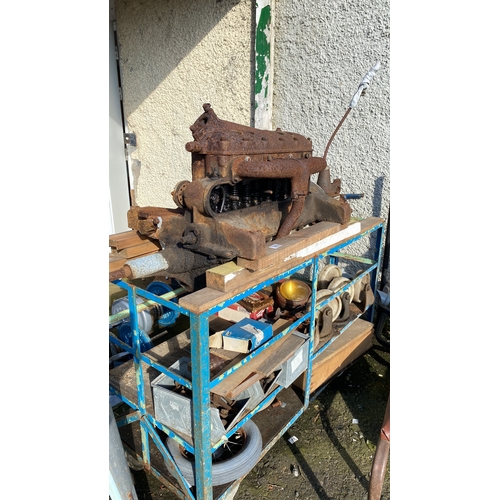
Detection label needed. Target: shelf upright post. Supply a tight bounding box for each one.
[367,224,385,323]
[128,284,151,467]
[189,310,213,500]
[303,256,320,408]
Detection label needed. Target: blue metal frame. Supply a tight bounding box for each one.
[109,219,385,500]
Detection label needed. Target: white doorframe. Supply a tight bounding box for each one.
[109,18,131,235]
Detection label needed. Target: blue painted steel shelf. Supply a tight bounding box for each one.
[109,217,385,500]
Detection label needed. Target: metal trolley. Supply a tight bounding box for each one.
[109,217,385,500]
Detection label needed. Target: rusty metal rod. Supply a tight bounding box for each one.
[322,107,352,161]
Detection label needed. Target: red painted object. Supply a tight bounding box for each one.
[368,394,390,500]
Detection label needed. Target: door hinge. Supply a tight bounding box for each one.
[124,133,136,147]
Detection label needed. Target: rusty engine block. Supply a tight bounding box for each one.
[113,104,352,290]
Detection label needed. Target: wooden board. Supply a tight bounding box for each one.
[188,217,383,306]
[117,240,162,258]
[209,334,289,397]
[293,318,374,393]
[205,261,249,290]
[255,333,305,377]
[109,230,152,250]
[237,220,359,271]
[109,253,127,272]
[209,318,292,397]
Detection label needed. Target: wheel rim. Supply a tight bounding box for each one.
[179,428,247,464]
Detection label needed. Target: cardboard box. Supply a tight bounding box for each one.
[217,291,274,323]
[221,318,273,353]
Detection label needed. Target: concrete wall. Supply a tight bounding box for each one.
[115,0,253,208]
[273,0,390,222]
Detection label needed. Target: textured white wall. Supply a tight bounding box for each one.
[273,0,390,221]
[273,0,390,272]
[115,0,253,208]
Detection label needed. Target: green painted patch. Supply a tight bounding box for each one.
[255,4,271,107]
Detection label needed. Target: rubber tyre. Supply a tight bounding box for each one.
[166,419,262,486]
[374,307,390,349]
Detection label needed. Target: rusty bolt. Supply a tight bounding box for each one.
[244,156,251,162]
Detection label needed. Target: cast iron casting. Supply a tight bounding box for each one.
[112,104,352,289]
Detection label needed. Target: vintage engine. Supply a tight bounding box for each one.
[113,104,352,289]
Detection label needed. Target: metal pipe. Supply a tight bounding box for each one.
[344,193,365,200]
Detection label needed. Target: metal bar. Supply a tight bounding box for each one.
[147,414,195,455]
[109,387,139,412]
[142,417,196,499]
[115,411,141,428]
[369,225,385,323]
[133,286,189,315]
[108,331,135,354]
[126,285,151,469]
[304,256,319,408]
[109,283,187,326]
[331,252,376,265]
[141,358,193,391]
[123,442,193,499]
[147,464,191,500]
[128,286,147,416]
[189,311,213,499]
[320,221,384,258]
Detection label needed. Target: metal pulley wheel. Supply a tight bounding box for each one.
[327,276,354,302]
[318,264,342,289]
[350,270,371,303]
[111,296,158,334]
[145,280,180,327]
[117,322,154,352]
[307,289,342,350]
[171,180,190,208]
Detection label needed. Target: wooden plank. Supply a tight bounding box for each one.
[225,372,263,399]
[236,220,360,271]
[210,318,296,398]
[209,319,291,397]
[117,240,162,258]
[184,218,383,312]
[293,318,374,393]
[255,333,305,377]
[109,253,127,273]
[205,261,249,290]
[109,230,152,250]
